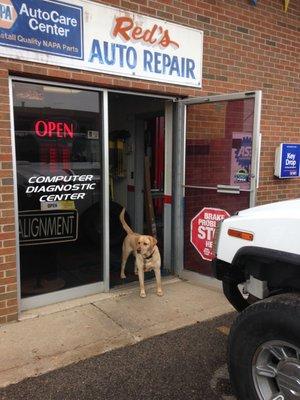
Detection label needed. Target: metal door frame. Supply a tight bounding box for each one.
[172,91,262,275]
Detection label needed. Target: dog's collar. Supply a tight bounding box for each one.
[143,249,155,261]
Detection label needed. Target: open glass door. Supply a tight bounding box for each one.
[173,92,261,276]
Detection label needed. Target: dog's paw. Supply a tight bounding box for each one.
[157,290,163,297]
[120,273,126,279]
[140,291,146,298]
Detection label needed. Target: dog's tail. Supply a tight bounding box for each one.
[119,208,134,234]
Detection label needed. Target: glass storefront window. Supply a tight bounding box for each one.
[13,82,103,298]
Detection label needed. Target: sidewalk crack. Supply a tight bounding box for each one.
[90,303,128,332]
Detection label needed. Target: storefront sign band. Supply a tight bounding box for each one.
[0,0,203,87]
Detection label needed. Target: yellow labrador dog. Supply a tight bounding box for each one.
[119,208,163,298]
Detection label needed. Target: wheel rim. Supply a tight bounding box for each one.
[252,340,300,400]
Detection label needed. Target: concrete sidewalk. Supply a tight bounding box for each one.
[0,276,234,388]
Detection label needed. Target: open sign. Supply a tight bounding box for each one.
[35,120,74,139]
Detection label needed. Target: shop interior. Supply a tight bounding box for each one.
[108,92,167,287]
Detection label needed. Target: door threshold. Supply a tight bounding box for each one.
[110,275,179,292]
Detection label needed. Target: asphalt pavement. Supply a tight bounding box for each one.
[0,312,237,400]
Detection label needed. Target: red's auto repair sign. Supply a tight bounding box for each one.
[190,207,230,261]
[0,0,203,87]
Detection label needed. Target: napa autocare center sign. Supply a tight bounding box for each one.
[0,0,83,58]
[0,0,203,87]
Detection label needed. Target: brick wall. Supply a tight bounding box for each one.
[0,0,299,322]
[0,67,18,324]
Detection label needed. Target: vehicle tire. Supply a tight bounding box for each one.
[228,293,300,400]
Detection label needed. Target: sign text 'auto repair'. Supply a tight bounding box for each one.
[89,16,197,81]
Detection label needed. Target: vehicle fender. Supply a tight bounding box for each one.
[232,246,300,289]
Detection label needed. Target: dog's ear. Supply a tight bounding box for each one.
[150,236,157,249]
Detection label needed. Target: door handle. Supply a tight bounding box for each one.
[217,185,240,194]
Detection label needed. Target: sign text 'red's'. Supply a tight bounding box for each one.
[112,16,179,49]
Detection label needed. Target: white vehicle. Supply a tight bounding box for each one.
[212,199,300,400]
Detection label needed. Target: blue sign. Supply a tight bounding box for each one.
[0,0,83,59]
[280,143,300,178]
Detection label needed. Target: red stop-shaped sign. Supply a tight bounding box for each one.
[190,207,230,261]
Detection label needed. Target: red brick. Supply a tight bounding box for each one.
[0,232,14,240]
[0,262,16,271]
[4,255,16,263]
[6,284,17,292]
[0,306,17,316]
[0,276,16,285]
[2,225,15,232]
[0,247,15,256]
[7,299,17,307]
[0,291,17,301]
[5,269,16,278]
